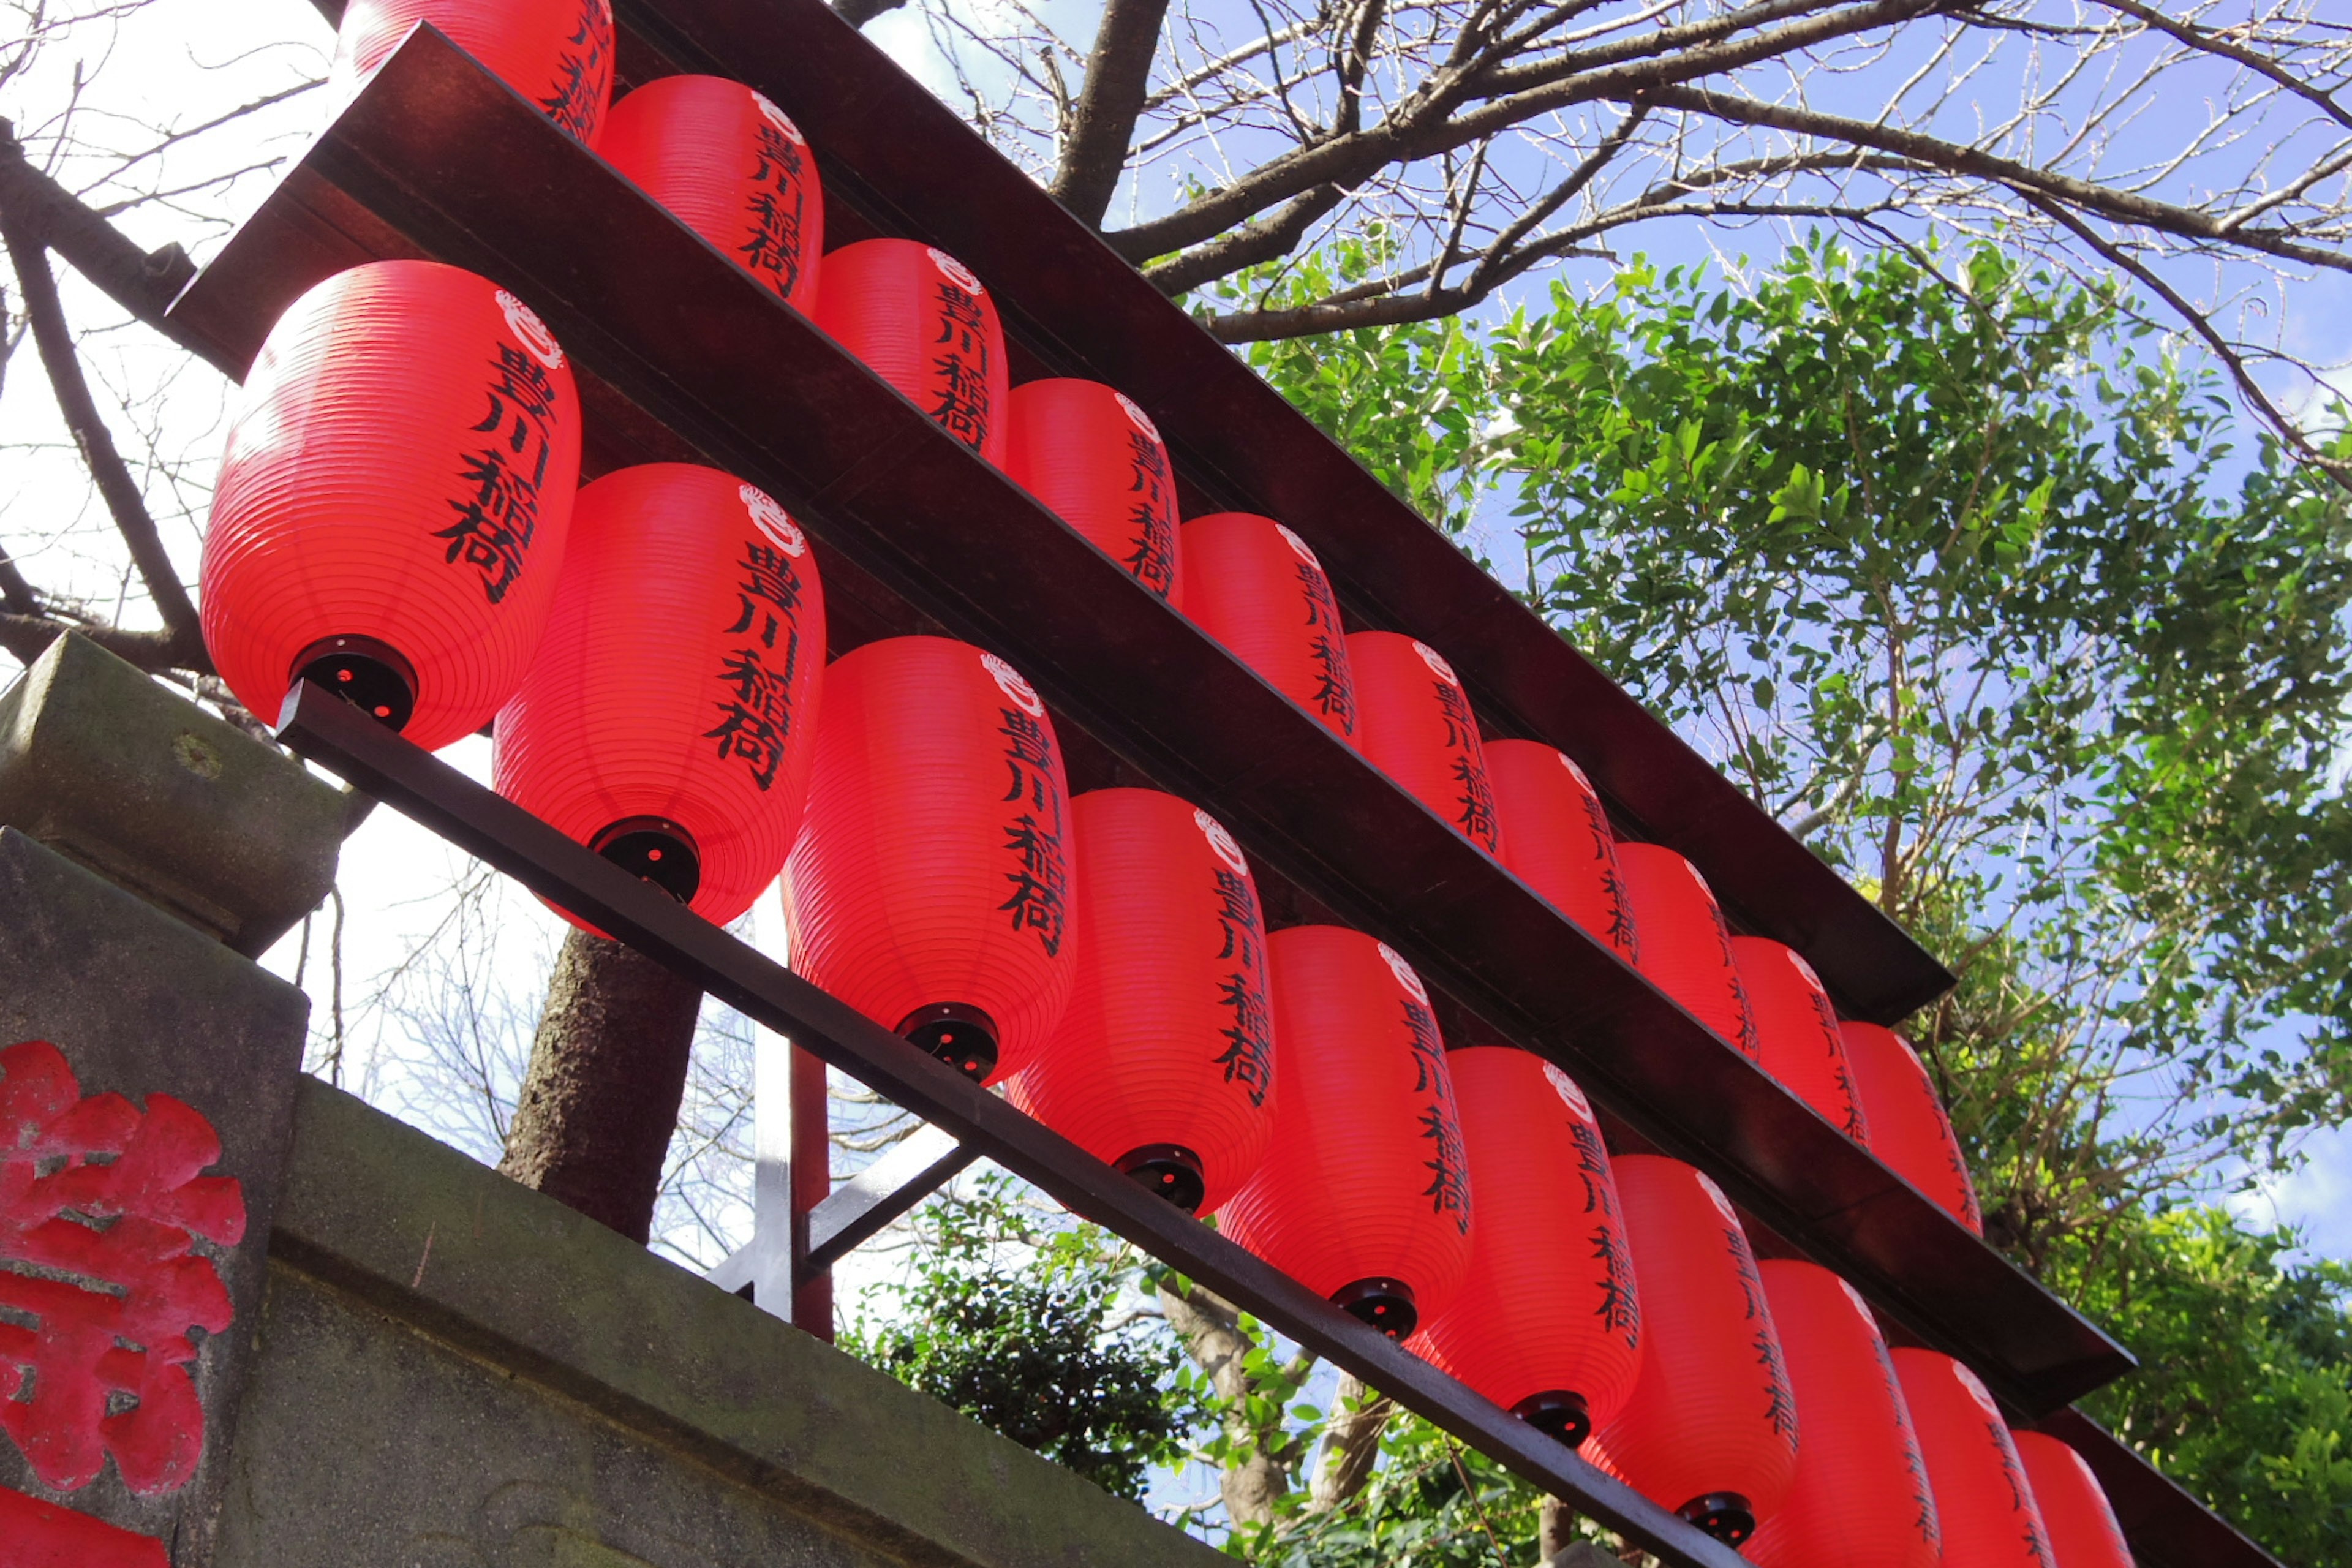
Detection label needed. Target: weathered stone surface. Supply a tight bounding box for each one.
[0,829,311,1565]
[221,1081,1227,1568]
[0,632,347,954]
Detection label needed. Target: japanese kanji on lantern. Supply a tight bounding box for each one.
[598,76,823,308]
[815,239,1007,467]
[492,466,825,927]
[1745,1261,1942,1568]
[1007,790,1277,1214]
[1732,938,1870,1142]
[1614,843,1758,1060]
[783,637,1074,1085]
[1408,1050,1641,1447]
[1178,512,1357,744]
[200,260,582,752]
[1588,1156,1799,1545]
[1893,1351,2056,1568]
[1485,741,1639,966]
[333,0,614,144]
[2013,1431,2133,1568]
[1346,632,1502,856]
[1841,1020,1984,1234]
[1006,380,1182,605]
[1214,927,1473,1340]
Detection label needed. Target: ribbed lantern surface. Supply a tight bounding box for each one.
[1841,1021,1984,1232]
[1214,927,1472,1340]
[599,75,823,307]
[1179,512,1356,743]
[1486,740,1638,964]
[1589,1155,1800,1546]
[1731,938,1869,1140]
[1347,631,1503,856]
[1006,380,1182,604]
[1615,843,1758,1058]
[815,239,1007,468]
[1008,789,1276,1214]
[782,636,1074,1085]
[493,465,825,927]
[1746,1261,1942,1568]
[2012,1431,2133,1568]
[334,0,614,143]
[1409,1049,1642,1446]
[202,260,581,752]
[1893,1350,2056,1568]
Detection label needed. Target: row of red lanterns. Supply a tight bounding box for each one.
[230,6,2128,1562]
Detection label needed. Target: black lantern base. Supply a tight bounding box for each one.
[898,1003,998,1082]
[591,817,702,904]
[1512,1390,1592,1449]
[1677,1492,1755,1546]
[294,635,417,731]
[1331,1277,1417,1340]
[1117,1144,1206,1213]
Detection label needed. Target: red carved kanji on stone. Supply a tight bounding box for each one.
[0,1039,245,1497]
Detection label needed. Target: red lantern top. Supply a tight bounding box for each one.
[1485,740,1638,965]
[1589,1155,1800,1545]
[1179,512,1357,743]
[1730,938,1869,1140]
[1006,380,1182,605]
[334,0,614,144]
[1841,1022,1983,1233]
[815,239,1008,468]
[2011,1431,2133,1568]
[1613,843,1758,1058]
[494,465,825,927]
[1215,927,1473,1339]
[1346,631,1503,856]
[782,636,1075,1084]
[599,75,823,307]
[1409,1050,1642,1446]
[1008,790,1277,1214]
[1893,1350,2057,1568]
[1746,1261,1942,1568]
[201,260,582,752]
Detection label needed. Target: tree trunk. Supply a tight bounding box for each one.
[1158,1280,1298,1530]
[1306,1370,1392,1512]
[499,929,701,1243]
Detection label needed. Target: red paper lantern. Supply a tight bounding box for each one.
[1006,380,1182,604]
[1746,1262,1943,1568]
[1589,1155,1799,1545]
[1179,512,1356,743]
[815,239,1008,467]
[334,0,613,143]
[1731,937,1870,1140]
[2013,1431,2133,1568]
[1614,843,1758,1057]
[599,75,823,307]
[1409,1050,1642,1446]
[1215,927,1472,1338]
[1893,1350,2056,1568]
[782,636,1075,1084]
[493,465,825,927]
[202,260,581,752]
[1347,631,1502,856]
[1842,1021,1984,1232]
[1485,740,1638,964]
[1007,790,1276,1213]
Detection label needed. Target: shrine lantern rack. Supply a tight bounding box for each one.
[168,6,2281,1567]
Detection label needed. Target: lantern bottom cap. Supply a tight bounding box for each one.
[591,817,703,905]
[1117,1144,1205,1213]
[293,634,416,731]
[897,1003,998,1083]
[1510,1390,1591,1449]
[1330,1277,1417,1340]
[1676,1491,1754,1547]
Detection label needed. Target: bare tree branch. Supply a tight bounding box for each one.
[1051,0,1180,225]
